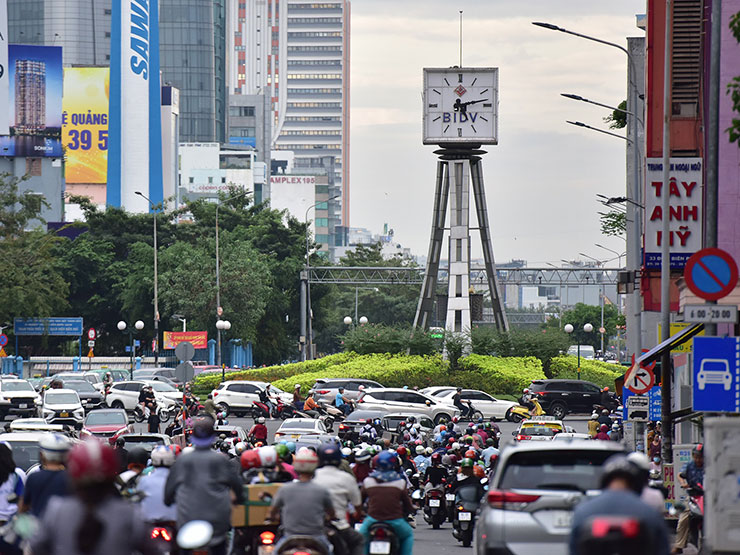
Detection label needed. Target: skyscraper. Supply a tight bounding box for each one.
[14,59,46,134]
[227,0,351,249]
[160,0,226,143]
[8,0,112,66]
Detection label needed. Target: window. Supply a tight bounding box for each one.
[208,176,214,184]
[229,106,255,117]
[315,234,330,244]
[104,8,112,15]
[25,158,42,176]
[314,218,328,227]
[403,392,427,404]
[189,177,194,184]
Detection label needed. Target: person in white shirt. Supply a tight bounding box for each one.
[137,446,177,524]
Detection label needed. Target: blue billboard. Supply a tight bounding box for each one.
[14,317,83,336]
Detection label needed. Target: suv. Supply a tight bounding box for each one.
[211,381,292,416]
[133,368,182,387]
[528,379,605,419]
[357,388,458,424]
[39,389,85,427]
[311,378,383,403]
[476,440,626,555]
[0,379,40,418]
[105,381,178,411]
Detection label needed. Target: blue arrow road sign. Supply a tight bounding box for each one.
[623,386,662,421]
[693,336,740,413]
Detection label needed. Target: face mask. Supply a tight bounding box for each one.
[653,457,660,463]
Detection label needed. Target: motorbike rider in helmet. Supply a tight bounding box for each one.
[137,446,178,526]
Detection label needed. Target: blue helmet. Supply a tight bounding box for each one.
[285,441,297,453]
[376,451,397,471]
[318,443,342,466]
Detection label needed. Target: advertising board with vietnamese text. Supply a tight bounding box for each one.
[62,67,109,183]
[644,157,703,269]
[163,331,208,350]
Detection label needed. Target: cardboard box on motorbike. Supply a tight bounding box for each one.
[231,482,285,527]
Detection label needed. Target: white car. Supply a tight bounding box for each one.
[357,388,459,424]
[211,381,292,416]
[142,380,183,404]
[697,359,733,391]
[419,386,457,398]
[0,379,40,418]
[54,372,105,391]
[105,381,177,411]
[40,389,85,427]
[434,389,517,421]
[273,418,331,442]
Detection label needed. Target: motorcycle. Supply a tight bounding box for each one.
[685,483,704,549]
[451,484,482,548]
[276,535,330,555]
[422,487,447,529]
[460,401,483,421]
[366,521,400,555]
[318,400,347,422]
[134,402,171,424]
[251,399,277,419]
[505,398,544,422]
[148,521,176,555]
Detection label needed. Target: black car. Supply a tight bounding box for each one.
[59,379,105,412]
[528,379,609,419]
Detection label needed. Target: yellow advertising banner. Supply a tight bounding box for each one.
[62,67,109,183]
[658,322,705,353]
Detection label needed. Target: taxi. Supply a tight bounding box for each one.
[513,416,565,442]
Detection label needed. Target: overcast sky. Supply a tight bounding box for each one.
[348,0,645,266]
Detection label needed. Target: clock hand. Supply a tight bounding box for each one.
[460,98,487,107]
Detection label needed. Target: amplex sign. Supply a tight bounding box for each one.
[644,157,703,269]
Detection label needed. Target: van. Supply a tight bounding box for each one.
[567,345,595,359]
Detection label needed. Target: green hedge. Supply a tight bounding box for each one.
[549,356,623,389]
[456,355,546,397]
[193,352,548,399]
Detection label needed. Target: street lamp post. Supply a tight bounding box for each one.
[172,314,187,332]
[354,287,379,326]
[117,320,144,380]
[303,194,341,360]
[216,319,231,379]
[564,322,593,380]
[134,191,159,366]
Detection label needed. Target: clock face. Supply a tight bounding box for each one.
[423,67,499,145]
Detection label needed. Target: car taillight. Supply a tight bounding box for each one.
[317,390,330,395]
[339,424,347,430]
[487,489,541,510]
[536,391,547,396]
[260,531,275,545]
[516,434,531,441]
[213,391,218,397]
[151,528,172,542]
[428,490,441,498]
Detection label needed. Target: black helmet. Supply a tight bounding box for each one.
[692,443,703,456]
[318,442,342,467]
[127,447,149,467]
[600,455,642,494]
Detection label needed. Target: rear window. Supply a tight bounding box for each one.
[280,421,317,430]
[498,450,616,491]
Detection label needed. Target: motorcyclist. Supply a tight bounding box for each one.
[20,433,71,517]
[569,455,670,555]
[164,416,244,554]
[29,440,159,555]
[118,447,149,495]
[258,385,275,417]
[335,387,352,416]
[452,458,485,501]
[595,424,611,441]
[303,391,320,417]
[396,446,415,474]
[361,418,378,440]
[481,438,500,468]
[248,416,268,444]
[673,444,704,554]
[103,371,114,393]
[451,388,471,419]
[449,416,462,435]
[588,412,600,438]
[352,449,372,483]
[422,453,447,494]
[413,445,430,473]
[359,451,414,555]
[600,387,615,410]
[202,393,218,420]
[626,452,665,514]
[268,448,336,553]
[597,409,612,428]
[137,446,178,526]
[292,384,303,410]
[138,385,156,416]
[313,443,365,555]
[609,423,622,442]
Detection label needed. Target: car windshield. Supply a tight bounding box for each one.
[45,392,79,405]
[3,440,40,471]
[280,421,317,430]
[85,411,126,426]
[2,381,34,392]
[498,450,615,491]
[346,411,383,421]
[63,381,96,393]
[149,382,176,392]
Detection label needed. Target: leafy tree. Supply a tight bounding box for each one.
[728,12,740,144]
[546,302,624,352]
[0,174,49,238]
[603,100,627,130]
[599,211,626,238]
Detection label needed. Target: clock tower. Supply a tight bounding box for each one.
[414,67,508,334]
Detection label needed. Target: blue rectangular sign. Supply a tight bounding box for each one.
[622,386,662,421]
[14,317,83,336]
[693,336,740,413]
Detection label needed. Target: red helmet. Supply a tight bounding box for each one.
[241,449,261,470]
[465,449,477,460]
[399,421,406,427]
[600,424,609,431]
[448,437,455,444]
[67,440,119,484]
[431,452,442,464]
[396,446,408,457]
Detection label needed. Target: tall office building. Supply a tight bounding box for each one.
[14,60,46,134]
[160,0,226,143]
[8,0,112,66]
[227,0,351,254]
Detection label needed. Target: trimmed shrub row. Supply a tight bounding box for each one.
[549,356,623,389]
[456,355,546,397]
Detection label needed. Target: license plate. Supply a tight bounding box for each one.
[370,541,391,554]
[458,512,472,521]
[551,510,573,528]
[60,412,69,417]
[291,434,301,439]
[429,499,440,507]
[257,546,274,555]
[19,404,26,409]
[446,494,455,501]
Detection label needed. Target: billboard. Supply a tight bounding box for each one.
[0,0,8,135]
[163,331,208,350]
[107,0,162,211]
[0,44,62,157]
[62,68,109,183]
[644,157,703,269]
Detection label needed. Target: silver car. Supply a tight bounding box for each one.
[310,378,383,403]
[476,440,626,555]
[357,388,459,424]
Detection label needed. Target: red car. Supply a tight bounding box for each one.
[83,408,133,443]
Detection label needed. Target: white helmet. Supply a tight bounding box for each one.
[39,433,71,462]
[257,416,265,424]
[151,445,176,467]
[294,384,301,390]
[341,447,352,458]
[415,445,425,455]
[451,442,460,450]
[425,447,433,456]
[293,448,319,473]
[234,442,247,455]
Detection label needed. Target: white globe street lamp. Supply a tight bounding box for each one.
[343,316,353,326]
[117,321,126,331]
[563,324,574,334]
[216,320,232,380]
[117,320,144,379]
[359,316,368,325]
[563,322,593,379]
[134,320,144,331]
